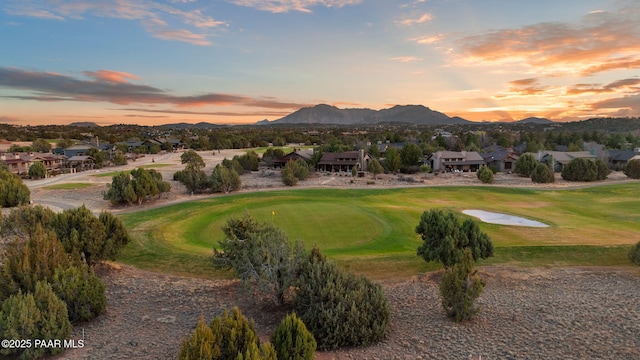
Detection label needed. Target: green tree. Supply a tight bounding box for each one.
[400,143,423,167]
[595,159,611,180]
[368,144,380,159]
[32,138,52,153]
[294,248,390,350]
[181,150,206,170]
[211,164,241,193]
[0,169,30,207]
[98,211,130,261]
[416,209,494,268]
[271,313,316,360]
[235,151,261,172]
[0,284,72,359]
[174,167,210,194]
[282,166,298,186]
[0,204,55,240]
[367,158,384,179]
[209,307,261,360]
[213,214,304,305]
[56,138,74,149]
[561,158,598,182]
[51,263,106,322]
[104,168,170,205]
[531,163,555,183]
[0,226,70,302]
[514,153,537,177]
[29,161,47,179]
[179,315,219,360]
[88,147,106,169]
[476,166,493,184]
[110,150,127,166]
[384,148,401,173]
[440,249,485,322]
[624,159,640,179]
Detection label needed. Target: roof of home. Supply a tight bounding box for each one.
[317,151,362,165]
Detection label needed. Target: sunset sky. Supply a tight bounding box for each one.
[1,0,640,126]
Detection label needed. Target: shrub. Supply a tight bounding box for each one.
[368,159,384,179]
[180,307,266,360]
[281,166,298,186]
[440,250,485,322]
[416,209,494,268]
[103,168,170,205]
[596,159,611,180]
[0,282,72,359]
[0,226,70,302]
[294,248,390,350]
[50,263,106,322]
[624,159,640,179]
[561,158,598,182]
[211,164,241,193]
[629,241,640,266]
[0,204,55,240]
[213,214,304,305]
[174,167,210,194]
[209,307,263,360]
[514,153,537,177]
[531,163,555,183]
[271,313,316,360]
[234,152,261,172]
[29,161,47,179]
[476,166,493,184]
[178,315,219,360]
[0,169,30,207]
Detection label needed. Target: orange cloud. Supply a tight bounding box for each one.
[396,12,433,26]
[454,4,640,76]
[83,70,140,83]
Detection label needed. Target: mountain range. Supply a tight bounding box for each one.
[257,104,553,126]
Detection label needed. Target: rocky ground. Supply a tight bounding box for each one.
[51,264,640,360]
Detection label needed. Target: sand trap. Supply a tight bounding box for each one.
[462,210,549,227]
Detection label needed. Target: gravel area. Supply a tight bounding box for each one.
[51,264,640,360]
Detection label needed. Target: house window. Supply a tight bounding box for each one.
[505,162,512,170]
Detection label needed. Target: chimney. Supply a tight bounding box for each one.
[96,136,99,147]
[359,149,365,171]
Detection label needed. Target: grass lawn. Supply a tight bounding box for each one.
[118,183,640,279]
[43,183,97,190]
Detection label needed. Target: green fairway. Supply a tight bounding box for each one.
[118,183,640,279]
[43,183,97,190]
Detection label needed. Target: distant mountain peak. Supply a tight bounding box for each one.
[260,104,471,125]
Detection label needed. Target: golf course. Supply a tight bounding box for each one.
[118,182,640,279]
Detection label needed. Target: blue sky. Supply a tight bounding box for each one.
[1,0,640,125]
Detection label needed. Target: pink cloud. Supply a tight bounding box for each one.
[83,70,141,83]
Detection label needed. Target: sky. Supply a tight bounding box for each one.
[1,0,640,126]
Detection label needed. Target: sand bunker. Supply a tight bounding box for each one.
[462,210,549,227]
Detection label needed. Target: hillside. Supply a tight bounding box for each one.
[264,104,472,125]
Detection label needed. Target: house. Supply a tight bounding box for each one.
[480,146,519,173]
[66,155,95,172]
[603,149,640,169]
[316,150,371,173]
[428,151,485,172]
[0,152,66,176]
[273,149,313,168]
[536,151,597,172]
